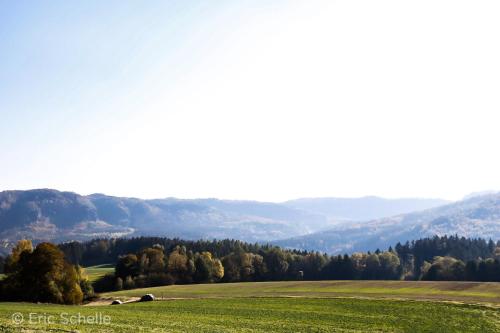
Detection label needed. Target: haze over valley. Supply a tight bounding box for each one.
[2,188,498,255]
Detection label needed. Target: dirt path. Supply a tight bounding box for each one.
[85,294,500,309]
[84,297,140,306]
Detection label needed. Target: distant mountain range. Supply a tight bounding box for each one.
[276,193,500,254]
[0,189,322,245]
[0,189,448,254]
[284,197,449,223]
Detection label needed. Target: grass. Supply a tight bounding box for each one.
[0,297,499,332]
[104,280,500,305]
[1,281,500,332]
[84,264,114,282]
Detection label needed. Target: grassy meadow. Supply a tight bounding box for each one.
[104,280,500,305]
[1,280,500,332]
[84,264,115,282]
[1,297,499,332]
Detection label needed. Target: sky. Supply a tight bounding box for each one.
[1,0,500,202]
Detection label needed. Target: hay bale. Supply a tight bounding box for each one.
[140,294,155,302]
[111,300,123,305]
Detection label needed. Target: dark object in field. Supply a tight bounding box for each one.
[111,300,123,305]
[140,294,155,302]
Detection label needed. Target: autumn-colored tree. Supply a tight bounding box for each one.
[75,265,95,300]
[139,247,165,274]
[378,251,401,279]
[194,252,223,283]
[222,252,263,282]
[4,239,33,274]
[167,246,190,281]
[115,254,139,278]
[422,256,465,281]
[212,257,224,281]
[1,241,83,304]
[61,262,84,304]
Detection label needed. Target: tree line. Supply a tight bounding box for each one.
[58,237,277,267]
[1,235,500,302]
[80,235,500,292]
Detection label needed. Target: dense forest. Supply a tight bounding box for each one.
[54,235,500,292]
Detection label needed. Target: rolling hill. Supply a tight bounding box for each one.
[276,193,500,254]
[0,189,327,248]
[0,189,449,254]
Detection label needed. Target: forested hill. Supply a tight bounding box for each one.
[56,235,500,291]
[0,189,447,254]
[0,189,324,248]
[276,192,500,254]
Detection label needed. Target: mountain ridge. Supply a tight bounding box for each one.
[275,192,500,254]
[0,189,450,254]
[284,196,449,222]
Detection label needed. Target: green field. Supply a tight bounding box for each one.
[1,281,500,332]
[1,297,499,332]
[84,264,114,282]
[104,280,500,305]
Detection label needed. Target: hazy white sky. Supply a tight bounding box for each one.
[1,0,500,201]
